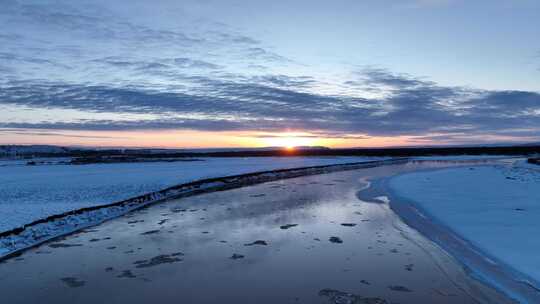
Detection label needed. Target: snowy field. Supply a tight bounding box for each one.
[389,160,540,290]
[0,156,381,232]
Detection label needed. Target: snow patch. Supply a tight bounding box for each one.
[389,161,540,299]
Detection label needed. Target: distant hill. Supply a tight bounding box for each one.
[0,143,539,158]
[0,145,69,157]
[0,145,330,158]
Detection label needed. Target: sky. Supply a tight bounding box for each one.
[1,0,540,148]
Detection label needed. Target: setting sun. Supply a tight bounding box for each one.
[258,133,317,149]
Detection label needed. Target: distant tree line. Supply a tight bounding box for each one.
[3,144,540,159]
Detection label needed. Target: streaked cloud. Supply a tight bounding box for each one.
[1,69,539,142]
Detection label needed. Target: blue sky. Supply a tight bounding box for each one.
[1,0,539,147]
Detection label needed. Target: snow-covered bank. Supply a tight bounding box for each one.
[0,157,382,233]
[0,157,402,259]
[413,155,521,162]
[388,161,540,301]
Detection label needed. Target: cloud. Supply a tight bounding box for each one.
[244,47,293,64]
[172,58,221,69]
[256,75,316,88]
[358,68,431,89]
[0,0,293,83]
[1,68,539,144]
[0,129,129,139]
[90,57,222,77]
[246,133,371,140]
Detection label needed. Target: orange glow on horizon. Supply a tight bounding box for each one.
[0,128,423,149]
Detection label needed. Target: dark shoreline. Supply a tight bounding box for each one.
[2,144,540,159]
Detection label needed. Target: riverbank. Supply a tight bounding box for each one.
[377,160,540,303]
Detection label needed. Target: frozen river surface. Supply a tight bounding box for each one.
[0,162,513,304]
